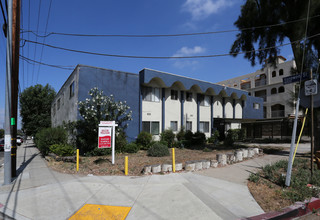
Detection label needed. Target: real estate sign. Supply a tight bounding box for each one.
[98,127,112,148]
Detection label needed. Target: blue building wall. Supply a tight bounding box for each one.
[77,65,140,142]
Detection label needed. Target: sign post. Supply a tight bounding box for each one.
[98,121,118,164]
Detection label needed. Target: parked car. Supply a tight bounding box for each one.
[0,138,4,151]
[17,136,23,146]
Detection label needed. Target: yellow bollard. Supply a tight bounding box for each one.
[77,149,79,172]
[172,148,176,173]
[125,156,128,176]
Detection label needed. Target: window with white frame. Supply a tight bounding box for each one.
[186,121,192,131]
[171,90,178,100]
[199,95,210,106]
[199,121,209,133]
[142,87,160,102]
[142,121,160,135]
[170,121,178,131]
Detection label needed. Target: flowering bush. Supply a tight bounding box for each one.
[77,87,133,155]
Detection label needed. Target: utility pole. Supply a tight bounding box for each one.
[310,69,314,179]
[4,0,12,185]
[10,0,20,178]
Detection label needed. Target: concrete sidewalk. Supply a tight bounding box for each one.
[0,142,309,220]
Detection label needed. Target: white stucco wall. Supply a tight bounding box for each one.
[184,91,197,133]
[164,88,181,132]
[235,100,242,119]
[225,98,233,118]
[213,96,223,118]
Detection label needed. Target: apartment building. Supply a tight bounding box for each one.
[51,65,263,141]
[218,57,297,119]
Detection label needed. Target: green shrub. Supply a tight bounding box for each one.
[192,131,206,146]
[224,129,238,146]
[87,148,111,156]
[49,144,75,156]
[136,131,152,150]
[203,147,212,152]
[160,129,175,147]
[176,128,185,141]
[183,130,194,147]
[208,130,220,144]
[124,143,140,153]
[116,131,128,153]
[147,142,170,157]
[248,173,260,183]
[35,127,67,156]
[238,128,246,140]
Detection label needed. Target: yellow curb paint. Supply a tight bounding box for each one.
[76,149,79,172]
[125,156,128,176]
[69,204,131,220]
[172,148,175,173]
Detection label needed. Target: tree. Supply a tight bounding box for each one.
[230,0,320,73]
[0,129,4,138]
[77,87,132,154]
[19,84,56,137]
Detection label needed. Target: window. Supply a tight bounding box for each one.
[271,88,277,95]
[171,90,178,100]
[142,87,160,102]
[142,121,160,135]
[170,121,178,131]
[69,81,75,98]
[199,95,210,106]
[61,93,64,106]
[278,86,285,93]
[279,69,284,76]
[57,98,61,110]
[253,103,260,109]
[186,121,192,131]
[199,122,209,133]
[272,71,276,77]
[186,92,193,102]
[53,103,56,116]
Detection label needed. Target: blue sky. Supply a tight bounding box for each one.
[0,0,294,129]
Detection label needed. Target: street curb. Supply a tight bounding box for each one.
[242,197,320,220]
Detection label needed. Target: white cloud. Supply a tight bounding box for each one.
[172,46,206,68]
[182,0,234,20]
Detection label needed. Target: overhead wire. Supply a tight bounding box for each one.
[20,0,25,90]
[20,14,320,38]
[21,33,320,59]
[20,55,75,70]
[35,0,52,84]
[31,0,42,85]
[26,0,30,88]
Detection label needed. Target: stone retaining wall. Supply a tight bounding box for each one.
[142,147,263,175]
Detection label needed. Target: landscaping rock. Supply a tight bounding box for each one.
[175,163,183,171]
[227,153,235,164]
[216,153,227,166]
[253,148,259,155]
[151,164,161,173]
[161,164,172,172]
[210,159,218,168]
[259,149,263,155]
[195,161,203,170]
[234,150,243,162]
[242,149,248,158]
[248,148,255,158]
[202,160,210,169]
[142,165,151,175]
[185,161,195,171]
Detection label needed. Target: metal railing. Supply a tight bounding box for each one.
[255,79,267,87]
[271,110,285,118]
[240,82,251,90]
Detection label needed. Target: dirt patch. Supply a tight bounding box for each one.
[247,180,292,212]
[47,148,235,176]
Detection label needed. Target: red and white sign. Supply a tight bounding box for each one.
[99,121,116,126]
[98,127,112,148]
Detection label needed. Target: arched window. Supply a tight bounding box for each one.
[271,88,277,94]
[272,71,276,77]
[278,86,285,93]
[279,69,284,76]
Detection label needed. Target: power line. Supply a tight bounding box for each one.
[31,0,42,85]
[20,55,75,70]
[36,0,52,84]
[21,14,320,38]
[22,33,320,59]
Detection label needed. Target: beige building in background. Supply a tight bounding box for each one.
[217,57,298,119]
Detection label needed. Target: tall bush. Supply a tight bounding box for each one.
[35,127,67,156]
[147,142,169,157]
[160,129,175,147]
[136,131,152,150]
[225,129,239,146]
[192,131,206,146]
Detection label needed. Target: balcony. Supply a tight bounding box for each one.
[240,82,251,90]
[271,110,285,118]
[255,79,267,87]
